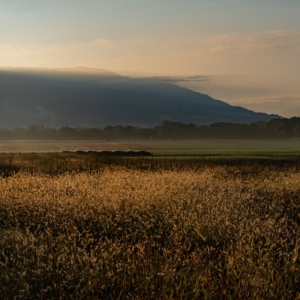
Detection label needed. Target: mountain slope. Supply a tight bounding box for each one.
[0,67,279,128]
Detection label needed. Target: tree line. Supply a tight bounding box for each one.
[1,118,300,140]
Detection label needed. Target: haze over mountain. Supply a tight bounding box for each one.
[0,67,279,128]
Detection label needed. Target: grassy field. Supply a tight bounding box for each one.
[1,139,300,157]
[151,139,300,157]
[0,154,300,299]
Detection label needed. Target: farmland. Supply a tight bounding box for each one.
[0,153,300,299]
[1,139,300,157]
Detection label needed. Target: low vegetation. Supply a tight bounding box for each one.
[1,154,300,299]
[2,117,300,140]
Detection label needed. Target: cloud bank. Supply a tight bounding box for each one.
[1,30,299,75]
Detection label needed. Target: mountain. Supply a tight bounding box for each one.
[0,67,280,128]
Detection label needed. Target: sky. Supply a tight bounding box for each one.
[1,0,300,117]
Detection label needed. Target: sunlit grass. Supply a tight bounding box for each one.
[0,156,300,299]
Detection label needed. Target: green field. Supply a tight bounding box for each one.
[149,139,300,157]
[1,139,300,157]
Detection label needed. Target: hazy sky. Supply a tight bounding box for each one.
[1,0,300,116]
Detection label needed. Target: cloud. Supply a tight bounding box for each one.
[235,95,300,103]
[0,30,300,75]
[229,95,300,117]
[208,30,300,54]
[144,75,210,83]
[0,43,38,58]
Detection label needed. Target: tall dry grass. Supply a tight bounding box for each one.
[0,158,300,299]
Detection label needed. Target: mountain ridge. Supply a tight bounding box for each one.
[0,67,280,128]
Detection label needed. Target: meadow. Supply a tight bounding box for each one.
[0,153,300,299]
[1,139,300,157]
